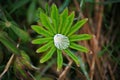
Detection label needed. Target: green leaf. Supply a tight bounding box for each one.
[51,4,59,33]
[40,46,56,63]
[68,18,88,36]
[36,41,53,53]
[58,8,68,33]
[0,31,20,54]
[64,49,79,65]
[32,37,52,44]
[70,43,88,53]
[31,25,52,37]
[62,12,75,35]
[10,23,30,42]
[27,1,36,24]
[40,12,55,34]
[69,34,92,42]
[57,49,63,71]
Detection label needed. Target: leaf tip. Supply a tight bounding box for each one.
[40,59,44,63]
[36,49,40,53]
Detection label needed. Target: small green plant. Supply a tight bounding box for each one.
[31,4,92,71]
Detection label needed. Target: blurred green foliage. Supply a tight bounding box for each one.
[0,0,120,80]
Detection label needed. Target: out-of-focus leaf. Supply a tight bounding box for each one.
[14,51,33,80]
[0,31,20,54]
[78,56,90,80]
[80,0,85,10]
[10,0,29,13]
[10,23,30,42]
[40,46,56,63]
[59,0,70,12]
[27,1,36,24]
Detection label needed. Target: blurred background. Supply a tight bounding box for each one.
[0,0,120,80]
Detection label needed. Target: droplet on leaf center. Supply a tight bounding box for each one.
[54,34,70,50]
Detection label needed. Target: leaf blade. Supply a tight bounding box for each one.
[32,37,52,44]
[69,34,92,42]
[57,49,63,71]
[62,12,75,35]
[36,41,53,53]
[68,18,88,36]
[40,46,56,63]
[0,32,20,54]
[64,49,79,65]
[58,8,68,33]
[70,43,89,53]
[51,4,59,33]
[31,25,52,37]
[40,12,55,34]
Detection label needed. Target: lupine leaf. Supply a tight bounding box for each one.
[64,49,79,65]
[40,12,55,34]
[0,31,20,54]
[40,46,56,63]
[70,43,88,53]
[69,34,92,42]
[57,49,63,71]
[32,37,52,44]
[51,4,59,33]
[62,12,74,35]
[31,25,52,36]
[58,8,68,33]
[68,18,88,36]
[36,41,53,53]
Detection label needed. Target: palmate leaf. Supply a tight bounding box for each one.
[69,34,92,42]
[70,43,88,53]
[62,12,75,35]
[68,18,88,36]
[58,8,68,33]
[40,12,55,34]
[57,49,63,71]
[51,4,59,33]
[36,41,53,53]
[31,25,52,36]
[40,46,56,63]
[32,37,52,44]
[64,49,79,65]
